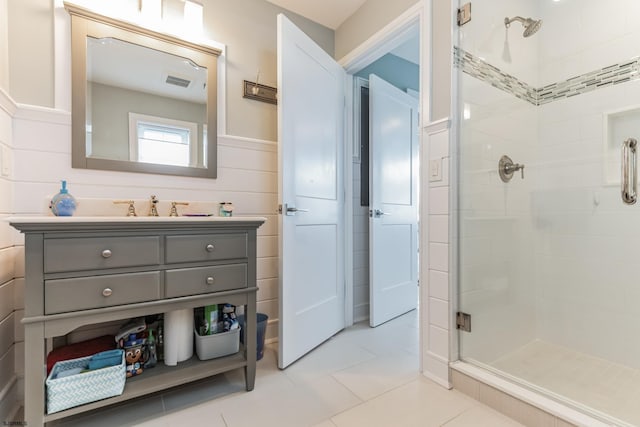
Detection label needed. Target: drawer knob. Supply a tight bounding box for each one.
[102,249,112,258]
[206,277,215,286]
[102,288,113,297]
[206,244,215,252]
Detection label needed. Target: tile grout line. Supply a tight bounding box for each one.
[220,412,230,427]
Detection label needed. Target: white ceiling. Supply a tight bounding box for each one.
[265,0,367,29]
[87,37,207,103]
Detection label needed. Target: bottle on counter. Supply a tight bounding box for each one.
[50,180,77,216]
[157,324,164,361]
[219,202,234,217]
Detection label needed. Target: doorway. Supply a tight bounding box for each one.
[344,24,421,328]
[278,4,425,369]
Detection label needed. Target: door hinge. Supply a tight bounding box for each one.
[278,204,283,214]
[457,3,471,27]
[456,312,471,332]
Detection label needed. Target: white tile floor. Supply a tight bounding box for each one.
[491,339,640,426]
[51,311,523,427]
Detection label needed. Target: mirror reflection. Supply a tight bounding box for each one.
[86,37,208,169]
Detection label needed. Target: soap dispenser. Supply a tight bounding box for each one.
[50,180,77,216]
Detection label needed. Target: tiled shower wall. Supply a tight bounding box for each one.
[456,0,640,369]
[534,0,640,369]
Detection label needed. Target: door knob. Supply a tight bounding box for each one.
[285,204,309,216]
[371,209,390,218]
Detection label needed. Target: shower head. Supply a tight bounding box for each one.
[504,16,543,37]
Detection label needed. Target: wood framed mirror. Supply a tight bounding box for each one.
[65,3,221,178]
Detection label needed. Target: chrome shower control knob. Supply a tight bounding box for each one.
[102,249,112,258]
[206,277,215,286]
[499,155,525,183]
[206,244,215,252]
[102,288,113,297]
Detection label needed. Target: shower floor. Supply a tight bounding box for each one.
[489,340,640,426]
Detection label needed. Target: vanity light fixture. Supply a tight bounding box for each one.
[140,0,162,21]
[184,0,203,33]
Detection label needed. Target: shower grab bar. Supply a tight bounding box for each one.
[622,138,637,205]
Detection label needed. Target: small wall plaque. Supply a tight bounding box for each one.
[243,80,277,105]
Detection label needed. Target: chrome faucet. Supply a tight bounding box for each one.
[149,195,159,216]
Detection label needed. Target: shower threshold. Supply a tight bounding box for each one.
[451,342,636,427]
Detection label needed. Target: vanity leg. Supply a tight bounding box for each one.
[244,294,257,391]
[24,322,46,427]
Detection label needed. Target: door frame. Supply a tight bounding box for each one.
[337,1,430,371]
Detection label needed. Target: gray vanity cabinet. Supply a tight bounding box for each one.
[9,217,265,427]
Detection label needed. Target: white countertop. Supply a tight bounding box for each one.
[7,215,267,223]
[7,215,267,232]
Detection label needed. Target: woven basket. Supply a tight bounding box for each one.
[46,352,126,414]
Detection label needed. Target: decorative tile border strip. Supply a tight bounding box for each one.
[454,46,640,106]
[454,47,537,105]
[537,58,640,105]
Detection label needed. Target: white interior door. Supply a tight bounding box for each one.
[277,14,345,369]
[369,74,419,327]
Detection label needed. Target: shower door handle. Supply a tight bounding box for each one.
[622,138,638,205]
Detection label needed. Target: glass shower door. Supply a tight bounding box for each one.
[456,1,640,425]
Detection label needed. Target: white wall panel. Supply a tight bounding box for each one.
[0,345,14,394]
[12,278,23,311]
[0,249,14,286]
[257,235,278,258]
[12,310,22,342]
[13,342,22,377]
[257,278,278,301]
[0,181,13,215]
[0,312,13,356]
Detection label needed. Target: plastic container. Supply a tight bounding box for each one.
[239,313,269,361]
[50,180,77,216]
[46,351,125,414]
[194,327,241,360]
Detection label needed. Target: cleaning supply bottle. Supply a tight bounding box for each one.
[144,329,157,369]
[157,324,164,361]
[50,180,77,216]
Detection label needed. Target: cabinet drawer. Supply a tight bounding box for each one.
[165,234,247,264]
[45,271,161,314]
[44,236,161,273]
[165,264,247,298]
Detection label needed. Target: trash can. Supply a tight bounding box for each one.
[239,313,269,361]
